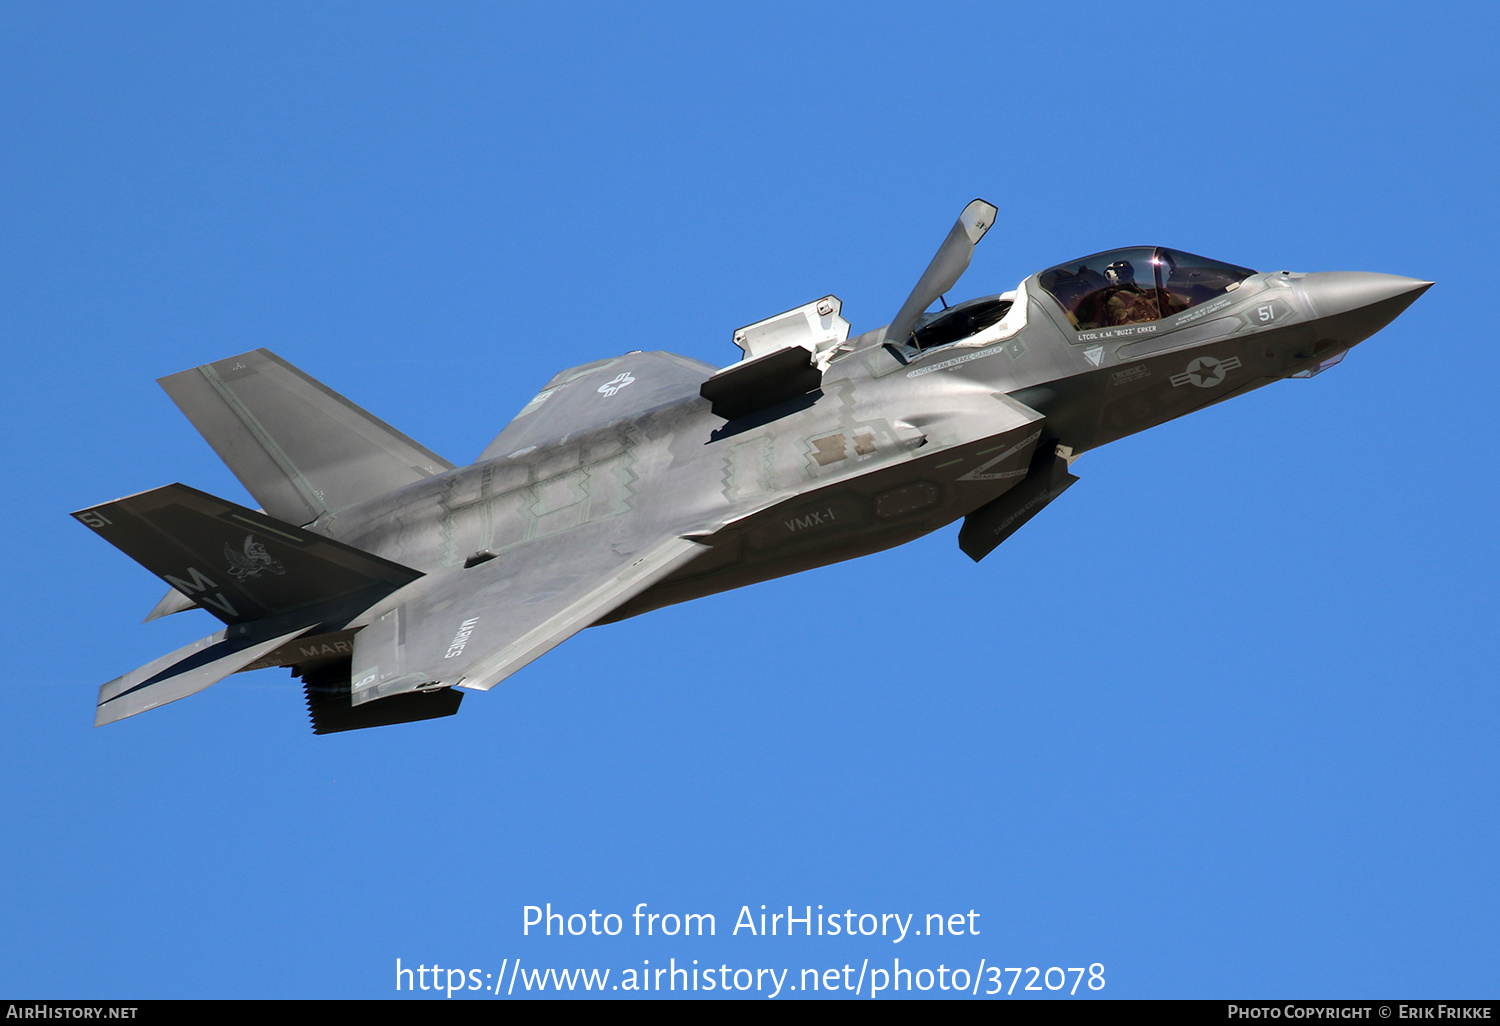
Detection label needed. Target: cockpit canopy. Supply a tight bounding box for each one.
[1038,247,1256,331]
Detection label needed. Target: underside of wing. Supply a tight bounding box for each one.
[348,522,710,703]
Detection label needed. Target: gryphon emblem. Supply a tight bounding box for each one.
[224,534,285,580]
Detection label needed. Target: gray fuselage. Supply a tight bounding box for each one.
[319,266,1428,625]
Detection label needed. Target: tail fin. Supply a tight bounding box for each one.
[72,483,421,626]
[158,349,454,526]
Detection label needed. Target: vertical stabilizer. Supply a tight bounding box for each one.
[159,349,454,525]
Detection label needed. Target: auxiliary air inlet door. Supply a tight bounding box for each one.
[731,296,850,362]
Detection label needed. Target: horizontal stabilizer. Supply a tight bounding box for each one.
[73,483,422,625]
[96,626,310,726]
[159,349,454,525]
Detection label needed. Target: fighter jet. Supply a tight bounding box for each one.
[73,200,1431,733]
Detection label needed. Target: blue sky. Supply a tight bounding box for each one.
[1,2,1495,999]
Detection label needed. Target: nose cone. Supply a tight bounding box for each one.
[1300,272,1433,344]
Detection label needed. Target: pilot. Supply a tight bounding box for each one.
[1053,264,1108,327]
[1103,259,1134,287]
[1100,259,1159,326]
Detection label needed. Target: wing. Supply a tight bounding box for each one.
[477,351,716,462]
[348,521,709,703]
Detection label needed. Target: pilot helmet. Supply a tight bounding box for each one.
[1104,260,1135,286]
